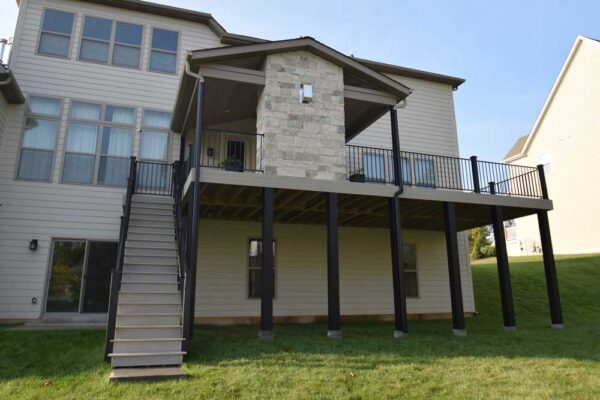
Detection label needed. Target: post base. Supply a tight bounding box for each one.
[551,323,564,330]
[452,328,467,336]
[393,330,406,339]
[258,330,274,340]
[504,326,516,333]
[327,330,342,339]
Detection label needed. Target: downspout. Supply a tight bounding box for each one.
[392,99,408,202]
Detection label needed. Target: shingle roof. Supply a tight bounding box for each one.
[503,134,528,160]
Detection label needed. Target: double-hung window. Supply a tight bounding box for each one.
[248,239,276,299]
[79,16,112,63]
[38,9,74,58]
[17,96,62,181]
[149,28,179,73]
[63,102,134,186]
[415,159,436,187]
[80,17,143,67]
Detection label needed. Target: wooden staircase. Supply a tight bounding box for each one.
[108,194,186,378]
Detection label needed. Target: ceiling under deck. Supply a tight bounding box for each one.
[193,183,542,231]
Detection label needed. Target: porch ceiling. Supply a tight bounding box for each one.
[192,183,542,231]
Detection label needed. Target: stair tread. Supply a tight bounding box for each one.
[116,325,182,328]
[112,338,185,342]
[109,366,186,381]
[121,281,179,284]
[109,351,185,357]
[122,271,179,275]
[118,313,181,316]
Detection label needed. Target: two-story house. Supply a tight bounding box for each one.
[0,0,563,379]
[503,36,600,256]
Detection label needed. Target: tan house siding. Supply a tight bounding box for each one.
[0,0,222,319]
[0,95,7,154]
[506,37,600,255]
[195,220,475,319]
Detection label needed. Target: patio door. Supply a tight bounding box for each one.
[45,239,118,313]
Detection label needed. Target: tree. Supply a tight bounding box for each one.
[468,226,495,259]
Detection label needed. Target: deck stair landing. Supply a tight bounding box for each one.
[108,194,186,377]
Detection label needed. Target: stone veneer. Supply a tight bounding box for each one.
[256,50,346,181]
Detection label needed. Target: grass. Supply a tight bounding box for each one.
[1,254,600,399]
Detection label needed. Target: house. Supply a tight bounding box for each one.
[0,0,562,378]
[503,36,600,256]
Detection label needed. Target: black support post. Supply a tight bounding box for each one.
[443,202,466,335]
[260,187,275,339]
[390,107,402,186]
[470,156,480,193]
[389,196,408,337]
[537,210,563,329]
[326,193,342,338]
[188,79,205,338]
[489,182,516,332]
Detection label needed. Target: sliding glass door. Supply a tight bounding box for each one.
[46,239,117,313]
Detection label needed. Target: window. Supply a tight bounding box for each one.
[46,239,118,313]
[63,102,134,186]
[17,96,61,181]
[539,152,552,174]
[38,9,74,57]
[363,153,387,182]
[248,239,276,299]
[138,110,171,190]
[79,16,112,63]
[300,83,313,104]
[403,244,418,297]
[401,157,412,184]
[415,159,436,187]
[112,22,143,67]
[149,28,179,73]
[79,17,143,67]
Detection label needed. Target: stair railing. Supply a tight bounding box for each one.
[104,156,137,361]
[172,161,193,357]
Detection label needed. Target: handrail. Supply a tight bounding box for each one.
[104,156,137,361]
[346,144,544,199]
[172,160,193,357]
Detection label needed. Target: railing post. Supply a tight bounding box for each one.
[537,164,549,199]
[470,156,480,193]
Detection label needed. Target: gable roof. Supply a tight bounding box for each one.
[0,64,25,104]
[189,37,412,100]
[504,36,600,162]
[503,134,528,160]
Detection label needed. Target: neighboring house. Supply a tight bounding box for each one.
[503,36,600,256]
[0,0,563,377]
[0,63,24,155]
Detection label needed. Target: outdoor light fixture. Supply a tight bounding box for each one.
[300,83,313,104]
[207,148,214,157]
[29,239,38,251]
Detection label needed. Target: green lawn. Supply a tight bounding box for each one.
[1,254,600,399]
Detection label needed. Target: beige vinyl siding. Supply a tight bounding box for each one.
[0,95,7,154]
[507,38,600,255]
[195,220,475,318]
[0,0,222,319]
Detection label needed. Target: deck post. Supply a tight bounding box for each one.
[260,187,275,339]
[326,193,342,338]
[188,79,205,338]
[489,182,516,332]
[537,210,563,329]
[389,196,408,337]
[470,156,480,193]
[443,202,466,335]
[390,107,402,186]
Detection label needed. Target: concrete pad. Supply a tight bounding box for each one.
[109,367,187,382]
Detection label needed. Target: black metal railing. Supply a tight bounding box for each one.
[135,160,174,196]
[346,145,544,199]
[104,156,137,360]
[185,129,264,173]
[172,160,193,357]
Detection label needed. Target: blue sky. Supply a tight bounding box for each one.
[2,0,599,161]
